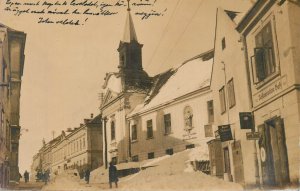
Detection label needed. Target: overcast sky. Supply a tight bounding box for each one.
[0,0,252,173]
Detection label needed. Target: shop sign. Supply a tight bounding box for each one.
[253,75,287,106]
[239,112,254,129]
[246,132,260,140]
[218,125,233,142]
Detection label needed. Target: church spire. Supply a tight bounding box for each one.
[122,0,138,43]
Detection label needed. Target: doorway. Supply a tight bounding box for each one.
[258,117,289,186]
[223,147,233,181]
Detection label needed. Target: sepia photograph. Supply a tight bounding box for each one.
[0,0,299,190]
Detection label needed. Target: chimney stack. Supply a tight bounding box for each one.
[91,113,94,119]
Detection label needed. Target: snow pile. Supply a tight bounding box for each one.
[188,139,212,161]
[119,149,243,191]
[90,155,171,184]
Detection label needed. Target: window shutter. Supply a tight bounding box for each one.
[254,48,266,81]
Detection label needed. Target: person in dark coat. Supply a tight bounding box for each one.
[23,170,29,183]
[108,162,118,188]
[84,169,90,184]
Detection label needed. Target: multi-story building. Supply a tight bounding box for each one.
[51,114,103,174]
[208,0,299,189]
[236,0,300,187]
[127,50,214,162]
[30,152,42,181]
[209,7,257,187]
[31,114,103,176]
[0,24,26,188]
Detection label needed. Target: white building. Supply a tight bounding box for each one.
[127,50,214,161]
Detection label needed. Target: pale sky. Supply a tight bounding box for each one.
[0,0,252,173]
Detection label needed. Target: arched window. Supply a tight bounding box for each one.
[184,106,193,131]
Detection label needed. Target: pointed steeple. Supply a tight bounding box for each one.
[122,0,138,43]
[116,0,152,92]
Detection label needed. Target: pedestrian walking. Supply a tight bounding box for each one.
[23,170,29,183]
[84,168,90,184]
[43,170,49,185]
[108,162,118,189]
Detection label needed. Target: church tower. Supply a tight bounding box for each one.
[117,0,152,92]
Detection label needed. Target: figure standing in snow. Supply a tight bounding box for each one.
[108,162,118,189]
[23,170,29,183]
[85,168,90,184]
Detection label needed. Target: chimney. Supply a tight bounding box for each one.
[91,113,94,119]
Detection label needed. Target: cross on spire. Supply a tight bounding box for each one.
[127,0,131,11]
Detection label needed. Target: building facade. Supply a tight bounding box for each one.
[208,0,299,188]
[237,0,300,187]
[100,7,152,167]
[127,51,214,162]
[209,7,257,187]
[0,24,26,187]
[31,114,103,177]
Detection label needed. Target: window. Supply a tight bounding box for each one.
[132,155,139,162]
[166,148,173,155]
[186,144,195,149]
[80,139,82,150]
[131,124,137,141]
[164,114,171,135]
[204,125,213,137]
[207,100,214,123]
[184,106,193,131]
[146,120,153,139]
[111,121,116,141]
[148,152,154,159]
[2,60,6,82]
[83,138,85,149]
[219,86,226,114]
[222,37,226,50]
[227,79,236,108]
[253,22,276,83]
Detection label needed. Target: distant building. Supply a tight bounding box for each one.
[31,114,103,176]
[0,24,26,187]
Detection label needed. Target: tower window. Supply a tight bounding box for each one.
[222,37,226,50]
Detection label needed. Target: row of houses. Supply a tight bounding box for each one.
[32,0,299,189]
[30,114,102,180]
[0,24,26,188]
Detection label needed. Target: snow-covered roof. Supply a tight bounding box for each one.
[129,50,213,116]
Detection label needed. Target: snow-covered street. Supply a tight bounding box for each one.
[42,148,244,191]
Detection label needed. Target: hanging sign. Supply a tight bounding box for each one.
[239,112,254,129]
[218,125,233,142]
[246,132,260,140]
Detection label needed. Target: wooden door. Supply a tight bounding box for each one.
[259,118,290,186]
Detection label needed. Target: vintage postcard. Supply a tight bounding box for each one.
[0,0,299,190]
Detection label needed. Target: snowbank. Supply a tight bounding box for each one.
[119,148,243,191]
